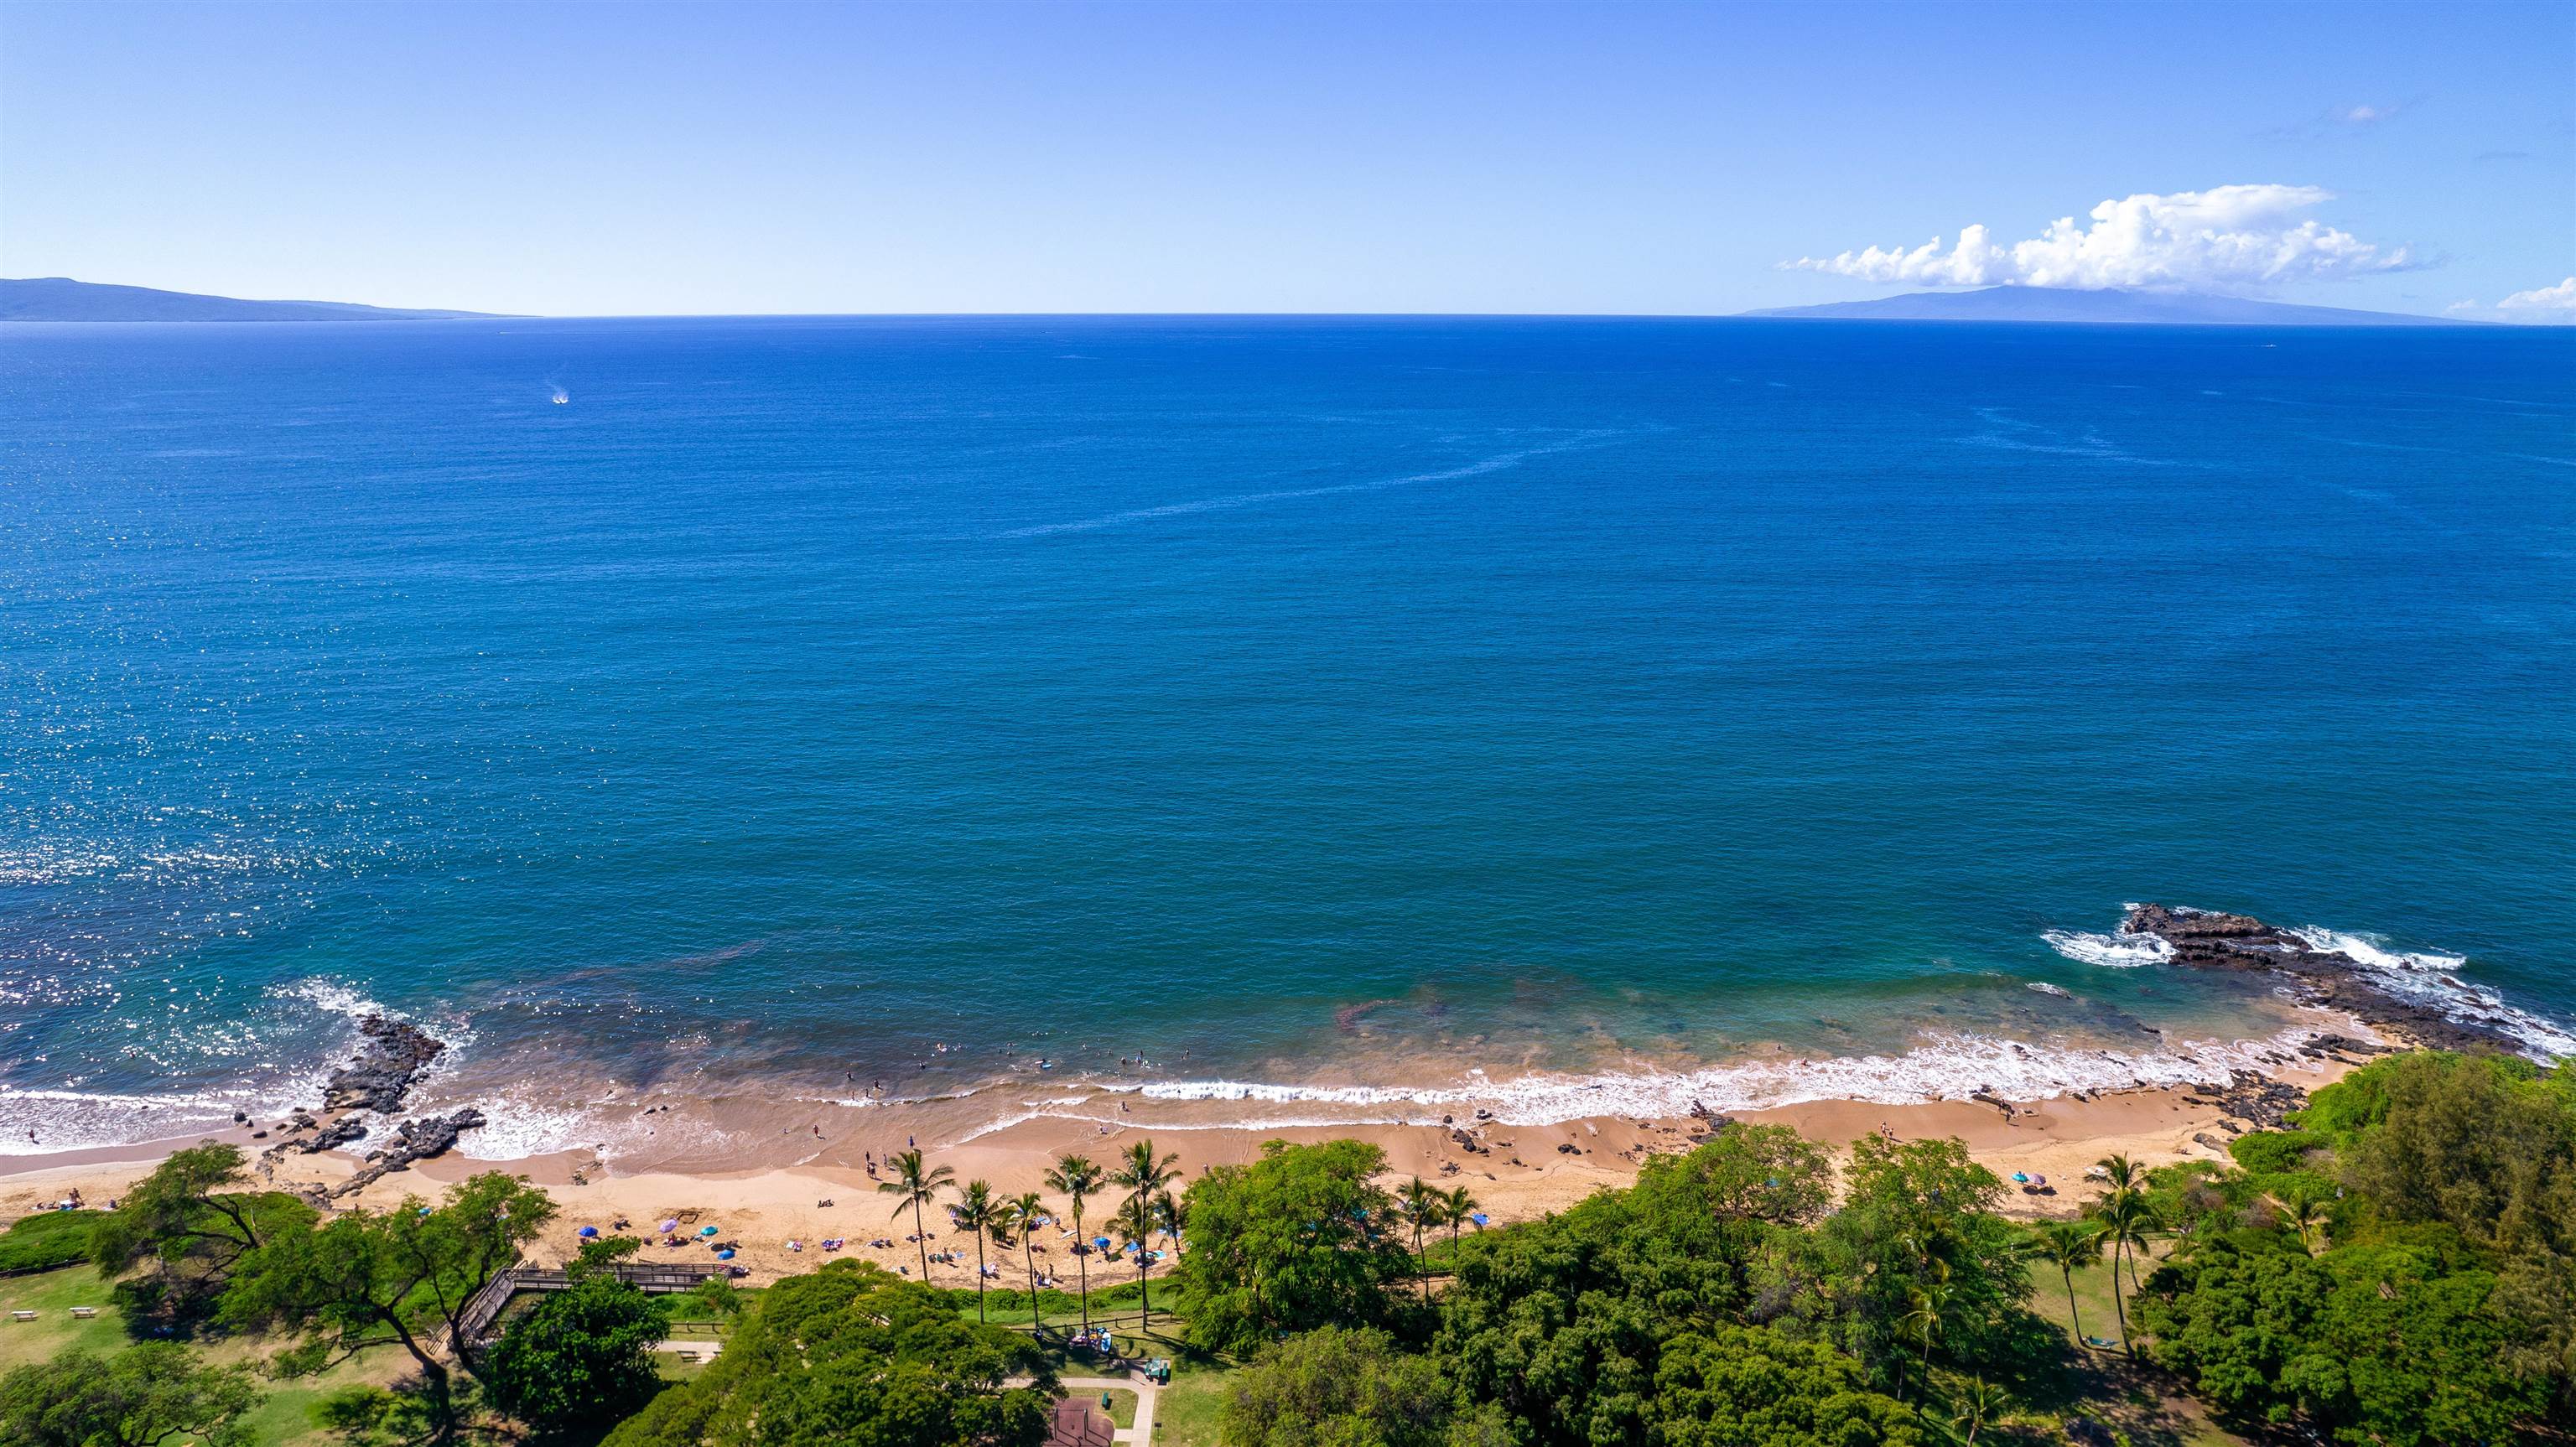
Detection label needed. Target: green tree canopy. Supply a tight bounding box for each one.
[85,1144,315,1327]
[2137,1231,2548,1447]
[0,1342,262,1447]
[1176,1139,1411,1355]
[485,1240,672,1436]
[221,1171,554,1432]
[600,1260,1051,1447]
[1648,1325,1921,1447]
[1807,1136,2038,1389]
[1440,1128,1943,1447]
[1218,1325,1454,1447]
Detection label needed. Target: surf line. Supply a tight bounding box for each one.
[991,429,1634,539]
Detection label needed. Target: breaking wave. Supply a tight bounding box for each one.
[1106,1025,2352,1130]
[2042,923,2174,968]
[2292,926,2576,1060]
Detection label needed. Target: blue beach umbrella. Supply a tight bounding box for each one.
[578,1226,598,1238]
[699,1226,719,1237]
[1470,1213,1489,1227]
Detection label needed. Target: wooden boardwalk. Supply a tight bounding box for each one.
[451,1260,727,1348]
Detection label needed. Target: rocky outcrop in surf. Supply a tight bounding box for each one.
[322,1016,445,1113]
[2123,904,2516,1055]
[330,1108,489,1198]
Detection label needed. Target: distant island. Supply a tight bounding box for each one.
[1,277,505,323]
[1742,285,2467,327]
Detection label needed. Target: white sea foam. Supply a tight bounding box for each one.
[2041,927,2174,967]
[2289,927,2464,975]
[0,1084,279,1156]
[446,1100,613,1161]
[2293,925,2576,1060]
[1111,1026,2346,1129]
[272,978,393,1021]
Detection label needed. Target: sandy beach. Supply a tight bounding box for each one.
[0,1049,2357,1290]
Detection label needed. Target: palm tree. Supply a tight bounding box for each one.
[2093,1152,2151,1291]
[2032,1220,2099,1346]
[2096,1152,2142,1195]
[1902,1280,1952,1396]
[1111,1193,1156,1335]
[1441,1185,1481,1263]
[1151,1190,1186,1258]
[1951,1377,2004,1447]
[2089,1193,2154,1358]
[877,1148,955,1281]
[1009,1190,1047,1314]
[2267,1187,2329,1255]
[1397,1176,1439,1300]
[950,1179,1008,1321]
[1112,1140,1180,1331]
[1045,1154,1106,1338]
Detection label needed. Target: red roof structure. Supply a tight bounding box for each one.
[1048,1398,1115,1447]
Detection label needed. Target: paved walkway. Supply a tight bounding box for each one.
[655,1338,724,1359]
[1058,1374,1159,1444]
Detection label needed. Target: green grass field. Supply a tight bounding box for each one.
[0,1264,437,1447]
[0,1267,126,1367]
[1152,1362,1233,1447]
[2017,1236,2249,1447]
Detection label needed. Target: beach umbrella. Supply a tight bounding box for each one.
[1470,1213,1489,1227]
[2012,1172,2030,1184]
[658,1219,679,1233]
[578,1226,599,1238]
[1094,1236,1111,1251]
[715,1248,735,1260]
[698,1225,719,1237]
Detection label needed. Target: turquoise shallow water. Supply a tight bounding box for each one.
[3,317,2570,1152]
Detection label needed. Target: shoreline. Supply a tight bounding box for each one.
[1,1046,2367,1291]
[8,904,2555,1174]
[7,901,2537,1288]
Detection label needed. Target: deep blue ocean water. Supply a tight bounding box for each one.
[3,317,2570,1151]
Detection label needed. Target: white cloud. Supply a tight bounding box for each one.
[2498,277,2576,313]
[2439,280,2575,325]
[1784,184,2417,293]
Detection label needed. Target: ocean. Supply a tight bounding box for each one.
[3,315,2571,1159]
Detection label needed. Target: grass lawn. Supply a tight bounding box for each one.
[1152,1363,1234,1447]
[2026,1242,2149,1355]
[1073,1387,1137,1429]
[0,1265,426,1447]
[2015,1239,2250,1447]
[652,1349,714,1382]
[0,1267,127,1366]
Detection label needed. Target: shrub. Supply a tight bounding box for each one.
[0,1210,98,1275]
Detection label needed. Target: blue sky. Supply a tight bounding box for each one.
[4,2,2570,318]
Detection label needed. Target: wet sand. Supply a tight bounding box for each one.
[0,1050,2356,1289]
